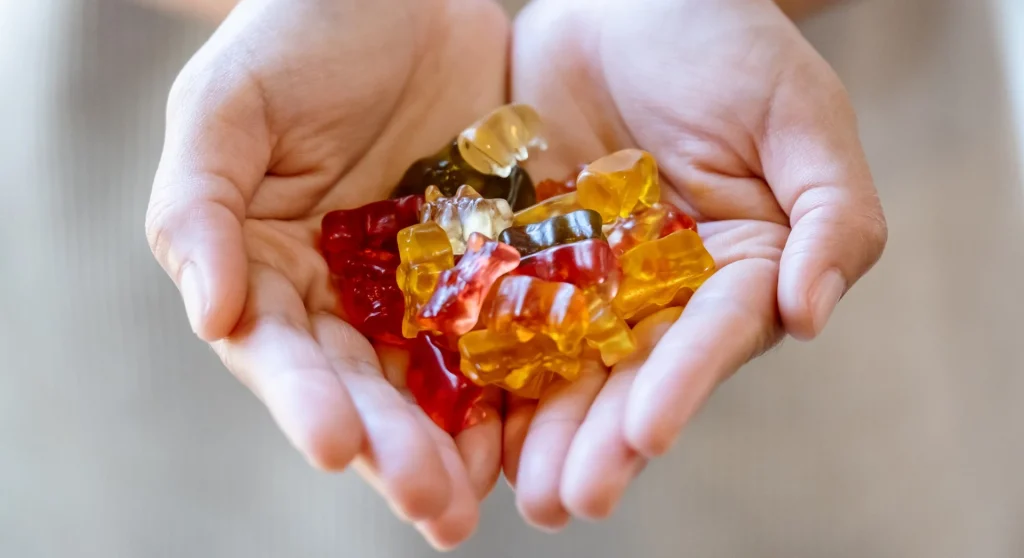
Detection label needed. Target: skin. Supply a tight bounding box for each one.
[145,0,510,549]
[145,0,885,548]
[505,0,886,530]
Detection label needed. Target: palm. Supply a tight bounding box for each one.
[149,0,510,547]
[504,0,875,527]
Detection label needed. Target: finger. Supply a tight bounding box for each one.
[760,66,887,339]
[454,388,504,499]
[502,395,537,489]
[559,359,647,521]
[146,63,271,340]
[311,314,453,521]
[212,264,362,471]
[515,362,606,531]
[414,413,482,551]
[624,259,782,458]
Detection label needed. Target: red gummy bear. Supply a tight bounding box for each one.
[534,164,584,202]
[605,202,698,257]
[407,334,484,435]
[320,195,424,345]
[417,233,521,336]
[511,238,621,301]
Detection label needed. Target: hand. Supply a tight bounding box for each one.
[144,0,509,548]
[506,0,887,528]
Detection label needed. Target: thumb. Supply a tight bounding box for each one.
[145,64,270,341]
[761,63,888,340]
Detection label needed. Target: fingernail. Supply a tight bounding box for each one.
[179,263,206,333]
[811,268,846,334]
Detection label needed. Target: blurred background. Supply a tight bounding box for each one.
[1,0,1022,556]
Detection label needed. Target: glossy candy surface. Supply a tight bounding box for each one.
[458,330,580,398]
[321,196,424,345]
[417,233,521,336]
[605,202,698,256]
[498,209,604,257]
[512,192,582,226]
[512,239,635,365]
[486,276,589,354]
[391,140,536,211]
[576,149,660,223]
[406,333,484,434]
[420,185,513,254]
[457,104,547,178]
[396,223,455,338]
[613,229,716,319]
[534,164,584,202]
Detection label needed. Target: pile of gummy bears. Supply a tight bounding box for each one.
[319,104,716,434]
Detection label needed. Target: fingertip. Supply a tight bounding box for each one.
[779,265,847,341]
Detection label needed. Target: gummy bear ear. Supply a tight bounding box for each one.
[425,185,444,203]
[454,184,483,198]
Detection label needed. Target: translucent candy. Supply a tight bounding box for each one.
[576,149,660,223]
[605,201,698,257]
[417,233,521,336]
[612,230,716,318]
[420,185,513,255]
[396,223,455,338]
[498,209,604,257]
[512,192,582,226]
[457,104,548,178]
[458,330,580,398]
[485,276,590,354]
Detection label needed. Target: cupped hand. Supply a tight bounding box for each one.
[145,0,510,548]
[506,0,888,528]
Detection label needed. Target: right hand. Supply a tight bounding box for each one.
[144,0,510,548]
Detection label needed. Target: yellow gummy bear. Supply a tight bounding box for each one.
[458,329,580,398]
[457,104,548,178]
[576,149,661,223]
[583,292,636,367]
[612,229,715,319]
[396,222,455,338]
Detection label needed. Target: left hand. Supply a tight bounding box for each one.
[505,0,887,529]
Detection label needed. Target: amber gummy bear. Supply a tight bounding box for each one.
[417,233,521,336]
[485,275,590,354]
[458,330,580,399]
[420,185,513,255]
[605,201,698,257]
[511,239,635,366]
[457,104,547,178]
[613,229,716,319]
[498,209,604,257]
[396,222,455,338]
[576,149,661,223]
[406,333,484,435]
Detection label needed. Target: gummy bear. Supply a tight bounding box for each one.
[612,229,716,319]
[321,196,424,345]
[396,223,455,338]
[498,209,604,257]
[485,276,590,354]
[576,149,660,223]
[321,195,424,258]
[511,239,636,366]
[417,233,521,336]
[391,140,536,211]
[534,164,584,202]
[512,238,620,301]
[605,202,698,257]
[512,192,582,226]
[458,330,580,399]
[406,333,485,435]
[420,185,513,255]
[457,104,547,178]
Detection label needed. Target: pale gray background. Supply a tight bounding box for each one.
[1,0,1022,556]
